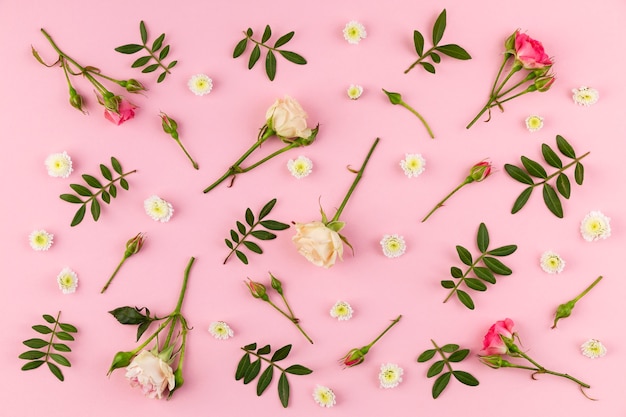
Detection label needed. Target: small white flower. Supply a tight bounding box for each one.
[580,211,611,242]
[57,267,78,294]
[144,195,174,223]
[312,385,336,408]
[379,363,403,389]
[572,86,599,106]
[29,229,54,251]
[208,321,234,340]
[45,151,73,178]
[343,21,367,44]
[540,251,565,274]
[330,301,353,321]
[347,84,363,100]
[581,339,607,359]
[188,74,213,96]
[287,156,313,179]
[380,234,406,258]
[525,115,544,132]
[400,153,426,178]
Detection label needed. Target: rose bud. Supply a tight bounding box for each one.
[119,78,146,93]
[107,351,135,375]
[468,161,493,182]
[124,233,145,258]
[340,348,366,368]
[246,279,269,301]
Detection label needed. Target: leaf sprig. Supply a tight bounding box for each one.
[60,157,136,226]
[505,135,589,218]
[115,21,177,83]
[233,25,307,81]
[442,223,517,310]
[404,9,471,74]
[109,306,163,341]
[417,340,479,398]
[19,312,78,381]
[224,198,290,264]
[235,343,312,408]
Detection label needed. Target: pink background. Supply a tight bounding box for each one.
[2,0,625,415]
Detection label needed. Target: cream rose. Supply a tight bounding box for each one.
[125,350,175,399]
[292,221,343,268]
[266,96,312,140]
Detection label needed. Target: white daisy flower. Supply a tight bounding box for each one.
[57,267,78,294]
[572,86,599,106]
[380,234,406,258]
[188,74,213,96]
[400,153,426,178]
[379,363,403,389]
[540,251,565,274]
[525,115,544,132]
[347,84,363,100]
[580,211,611,242]
[287,156,313,179]
[144,195,174,223]
[580,339,607,359]
[45,151,73,178]
[29,229,54,251]
[330,301,353,321]
[312,385,336,408]
[208,321,234,340]
[343,21,367,44]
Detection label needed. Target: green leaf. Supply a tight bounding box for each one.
[430,51,441,63]
[101,191,111,204]
[157,72,167,83]
[448,349,470,362]
[120,178,129,190]
[420,61,436,73]
[256,365,274,395]
[279,50,307,65]
[236,221,247,234]
[52,343,71,352]
[109,306,148,325]
[90,199,101,222]
[71,205,86,227]
[244,343,257,351]
[474,266,496,284]
[159,45,170,60]
[574,162,584,185]
[261,25,272,43]
[441,280,455,289]
[248,44,261,69]
[450,266,463,278]
[457,290,474,310]
[70,184,92,196]
[245,208,255,226]
[250,230,276,240]
[230,230,239,243]
[225,239,233,249]
[483,257,512,275]
[235,353,251,380]
[417,349,436,362]
[233,38,248,58]
[521,156,547,179]
[109,184,117,198]
[284,364,312,375]
[260,220,289,230]
[486,245,517,257]
[246,28,253,37]
[142,64,159,73]
[505,164,534,185]
[427,360,445,377]
[55,332,75,341]
[465,278,487,291]
[432,372,451,398]
[100,165,113,181]
[139,21,148,44]
[432,9,447,45]
[257,345,271,355]
[111,158,123,174]
[131,56,151,68]
[511,187,533,214]
[265,50,277,81]
[32,325,52,334]
[542,183,563,218]
[440,344,459,353]
[19,351,46,360]
[236,250,249,265]
[136,321,151,341]
[456,245,472,266]
[413,30,424,56]
[453,370,479,386]
[556,135,576,158]
[274,31,294,48]
[243,241,263,254]
[50,353,71,367]
[541,144,563,168]
[476,223,489,253]
[436,44,471,59]
[243,359,261,384]
[271,345,292,362]
[259,199,277,219]
[115,44,143,54]
[278,372,289,408]
[43,314,56,324]
[21,360,44,371]
[556,173,571,199]
[48,362,64,381]
[151,33,165,51]
[167,60,177,69]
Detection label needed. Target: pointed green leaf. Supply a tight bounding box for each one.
[48,362,64,381]
[541,144,563,168]
[250,230,276,240]
[167,60,177,69]
[109,184,117,198]
[456,245,472,266]
[257,344,271,355]
[413,30,424,56]
[440,344,459,353]
[235,250,248,265]
[43,315,56,324]
[55,332,74,341]
[261,25,272,43]
[142,63,159,73]
[427,360,445,377]
[243,359,261,384]
[248,44,261,69]
[474,266,496,284]
[284,364,313,375]
[71,205,86,227]
[59,194,82,204]
[465,278,487,291]
[21,360,44,371]
[265,50,277,81]
[256,365,274,396]
[450,267,463,278]
[453,370,479,386]
[259,199,277,219]
[279,50,306,65]
[236,221,247,234]
[556,173,571,199]
[70,184,93,196]
[58,323,77,333]
[230,230,239,243]
[111,157,123,174]
[432,372,451,398]
[90,199,101,222]
[505,164,534,185]
[274,31,295,48]
[448,349,470,362]
[574,162,584,185]
[225,239,233,249]
[556,135,576,158]
[52,343,71,352]
[245,208,255,226]
[246,28,253,37]
[260,220,290,230]
[417,349,437,362]
[100,165,113,181]
[477,223,489,252]
[19,351,46,360]
[483,256,512,275]
[157,72,167,83]
[233,38,248,58]
[430,51,441,63]
[511,187,533,214]
[136,321,151,341]
[131,56,151,68]
[486,245,517,257]
[441,280,455,289]
[436,44,471,59]
[521,156,547,179]
[243,241,263,254]
[120,178,129,190]
[244,343,257,350]
[271,344,292,362]
[151,33,165,52]
[278,372,289,408]
[139,21,148,44]
[109,306,148,324]
[432,9,447,45]
[542,183,563,218]
[457,290,474,310]
[101,190,110,204]
[159,45,170,60]
[420,61,436,73]
[32,325,53,334]
[235,353,251,380]
[115,44,143,54]
[50,353,71,367]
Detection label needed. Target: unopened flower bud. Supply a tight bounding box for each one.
[551,300,576,329]
[101,92,121,112]
[107,351,134,375]
[340,347,367,368]
[468,161,493,182]
[246,279,269,301]
[168,366,184,399]
[382,89,403,105]
[120,79,146,93]
[269,273,283,294]
[534,76,555,92]
[124,233,145,258]
[160,112,179,140]
[69,87,85,113]
[504,30,517,52]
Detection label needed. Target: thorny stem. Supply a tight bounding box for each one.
[174,139,199,169]
[101,256,127,293]
[163,257,195,349]
[266,299,314,344]
[364,315,402,350]
[422,178,471,222]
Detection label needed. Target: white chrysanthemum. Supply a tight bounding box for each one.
[287,156,313,179]
[188,74,213,96]
[144,195,174,223]
[540,251,565,274]
[45,151,73,178]
[29,229,54,251]
[379,363,403,389]
[580,211,611,242]
[581,339,607,359]
[380,234,406,258]
[57,267,78,294]
[208,321,234,340]
[400,153,426,178]
[330,301,353,321]
[343,21,367,44]
[572,86,599,106]
[525,115,544,132]
[347,84,363,100]
[312,385,336,408]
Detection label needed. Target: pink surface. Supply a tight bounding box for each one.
[2,0,625,415]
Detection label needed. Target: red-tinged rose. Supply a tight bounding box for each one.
[340,348,366,368]
[514,31,553,69]
[468,161,492,182]
[104,99,136,125]
[480,318,515,355]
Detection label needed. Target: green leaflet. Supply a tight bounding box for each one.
[417,340,478,399]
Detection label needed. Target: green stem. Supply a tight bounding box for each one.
[364,315,402,350]
[443,252,485,303]
[493,89,530,106]
[431,339,454,373]
[100,256,127,293]
[142,44,171,74]
[517,352,590,388]
[174,139,199,170]
[240,142,297,173]
[44,311,62,365]
[494,73,535,101]
[246,32,280,53]
[488,55,510,100]
[399,101,435,138]
[423,178,472,223]
[242,346,287,373]
[531,152,591,189]
[130,317,173,354]
[331,138,380,223]
[163,257,195,349]
[572,276,603,303]
[276,295,314,344]
[403,46,437,74]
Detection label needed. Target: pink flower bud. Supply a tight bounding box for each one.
[120,79,146,93]
[468,161,492,182]
[534,76,555,92]
[246,279,269,301]
[160,112,179,139]
[340,348,366,368]
[124,233,145,258]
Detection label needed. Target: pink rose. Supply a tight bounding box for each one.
[104,99,136,125]
[481,318,515,355]
[514,31,552,69]
[292,221,343,268]
[125,350,175,399]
